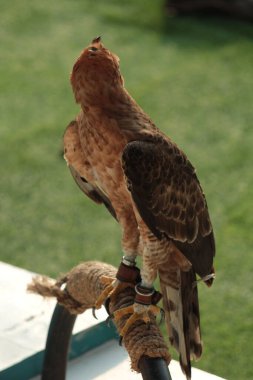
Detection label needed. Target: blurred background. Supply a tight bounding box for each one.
[1,1,253,379]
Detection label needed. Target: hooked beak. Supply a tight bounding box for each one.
[92,36,101,44]
[90,36,102,50]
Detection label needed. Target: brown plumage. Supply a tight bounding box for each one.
[63,37,215,379]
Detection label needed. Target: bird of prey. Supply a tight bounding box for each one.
[63,37,215,379]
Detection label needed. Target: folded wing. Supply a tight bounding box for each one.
[64,121,117,220]
[122,135,215,281]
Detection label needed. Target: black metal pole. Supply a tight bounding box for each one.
[139,356,172,380]
[42,304,76,380]
[42,303,172,380]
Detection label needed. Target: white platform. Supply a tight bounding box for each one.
[41,340,224,380]
[0,261,107,374]
[0,262,226,380]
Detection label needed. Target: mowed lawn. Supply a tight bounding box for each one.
[1,1,253,379]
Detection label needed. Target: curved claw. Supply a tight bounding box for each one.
[159,308,165,325]
[119,335,123,346]
[92,307,98,320]
[105,314,114,327]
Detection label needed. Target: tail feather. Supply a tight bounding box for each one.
[159,268,202,380]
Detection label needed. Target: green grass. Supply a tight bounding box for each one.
[1,1,253,378]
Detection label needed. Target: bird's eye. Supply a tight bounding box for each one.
[89,47,98,52]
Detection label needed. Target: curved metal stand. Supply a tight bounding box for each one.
[42,303,172,380]
[42,304,76,380]
[139,356,172,380]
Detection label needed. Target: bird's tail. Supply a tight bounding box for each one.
[159,268,202,380]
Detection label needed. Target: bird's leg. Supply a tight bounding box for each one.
[113,280,163,338]
[94,205,140,312]
[114,231,164,338]
[95,254,140,310]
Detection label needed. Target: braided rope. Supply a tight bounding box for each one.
[28,260,170,372]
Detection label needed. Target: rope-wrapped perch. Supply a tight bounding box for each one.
[28,260,170,372]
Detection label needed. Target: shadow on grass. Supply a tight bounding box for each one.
[96,0,253,49]
[161,14,253,49]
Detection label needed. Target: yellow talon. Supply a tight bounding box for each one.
[114,305,134,321]
[95,276,116,309]
[95,276,135,310]
[120,312,141,336]
[100,276,116,286]
[149,304,161,316]
[114,303,162,338]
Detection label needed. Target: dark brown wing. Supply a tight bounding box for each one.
[122,135,215,280]
[64,121,117,220]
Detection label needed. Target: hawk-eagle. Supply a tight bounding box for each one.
[63,37,215,379]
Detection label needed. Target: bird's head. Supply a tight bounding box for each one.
[71,37,124,106]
